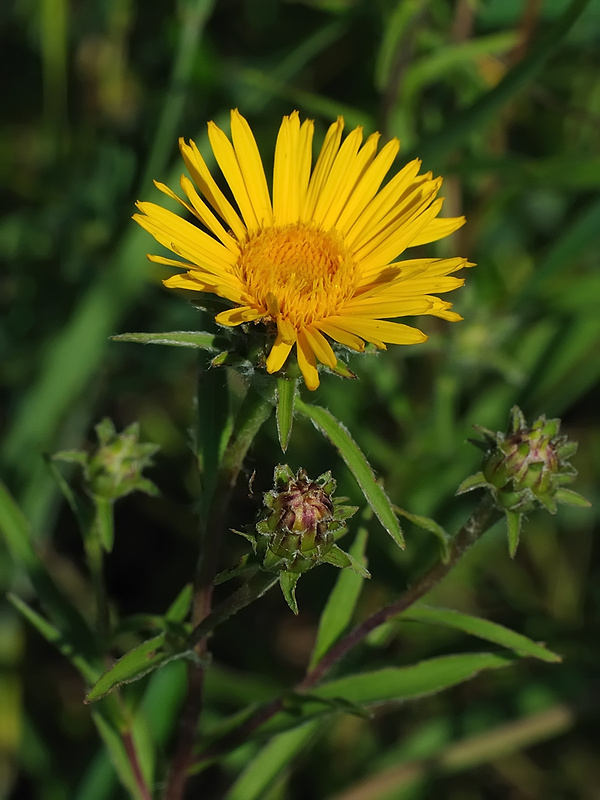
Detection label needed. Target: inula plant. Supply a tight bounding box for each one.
[1,2,598,798]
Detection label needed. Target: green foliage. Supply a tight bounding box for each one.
[1,0,599,798]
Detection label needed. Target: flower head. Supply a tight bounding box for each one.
[135,110,471,389]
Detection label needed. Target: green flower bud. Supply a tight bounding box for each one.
[457,406,590,556]
[54,418,159,502]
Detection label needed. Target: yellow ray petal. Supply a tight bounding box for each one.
[297,119,314,214]
[410,215,465,246]
[147,253,196,270]
[266,335,294,374]
[316,321,365,352]
[179,138,246,240]
[340,296,433,318]
[162,271,245,305]
[179,175,240,255]
[208,121,261,231]
[163,273,211,291]
[133,204,235,275]
[304,325,337,368]
[301,117,344,221]
[317,131,380,231]
[297,329,320,390]
[230,109,273,227]
[357,198,445,276]
[273,112,301,225]
[311,126,365,227]
[330,316,427,346]
[154,180,198,220]
[352,178,442,263]
[335,137,400,236]
[389,275,465,295]
[277,316,297,344]
[216,306,266,326]
[344,158,422,249]
[423,297,463,321]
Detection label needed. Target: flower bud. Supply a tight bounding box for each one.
[257,465,347,573]
[54,418,159,502]
[457,406,590,556]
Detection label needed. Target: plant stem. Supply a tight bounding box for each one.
[163,380,275,800]
[192,496,501,766]
[300,497,501,690]
[85,502,112,645]
[122,728,153,800]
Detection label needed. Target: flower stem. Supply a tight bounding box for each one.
[300,496,501,690]
[192,496,501,766]
[85,501,113,645]
[163,378,275,800]
[122,728,153,800]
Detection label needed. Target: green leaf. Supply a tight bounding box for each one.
[0,481,97,660]
[224,720,322,800]
[309,529,368,669]
[111,331,221,349]
[282,690,371,720]
[400,606,562,663]
[279,572,300,615]
[275,377,297,452]
[85,634,193,703]
[456,472,488,495]
[165,583,194,623]
[313,653,515,706]
[555,488,592,508]
[506,511,522,558]
[320,544,370,578]
[91,702,152,800]
[395,508,451,563]
[295,399,404,549]
[94,497,114,552]
[8,593,99,683]
[196,350,233,513]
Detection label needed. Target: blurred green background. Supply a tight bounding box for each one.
[1,0,599,797]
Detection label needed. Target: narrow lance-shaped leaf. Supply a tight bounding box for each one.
[400,605,562,663]
[279,572,300,615]
[8,593,99,684]
[296,399,404,549]
[111,331,221,349]
[225,720,322,800]
[85,633,198,703]
[309,528,369,669]
[313,652,515,706]
[395,507,451,562]
[251,653,516,739]
[275,377,297,452]
[0,481,97,660]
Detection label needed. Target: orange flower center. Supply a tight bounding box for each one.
[238,223,357,328]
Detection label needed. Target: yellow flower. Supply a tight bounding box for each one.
[134,110,471,390]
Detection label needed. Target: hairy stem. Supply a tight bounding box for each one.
[164,379,275,800]
[122,728,153,800]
